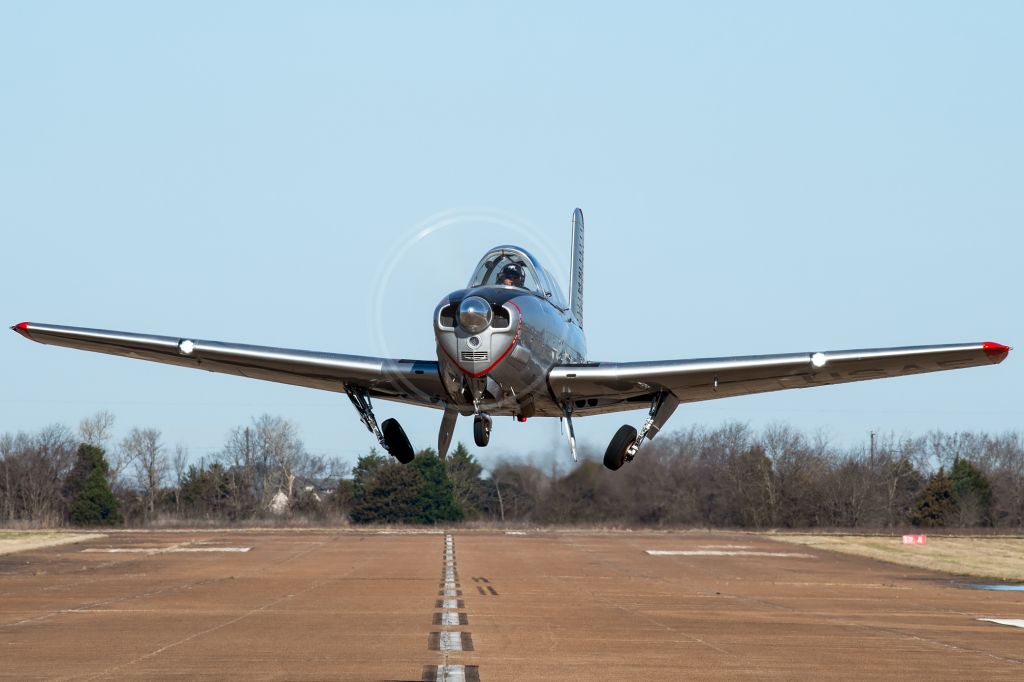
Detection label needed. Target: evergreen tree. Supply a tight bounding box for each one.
[911,467,955,527]
[410,449,464,523]
[349,456,421,523]
[949,456,993,525]
[348,449,463,524]
[445,443,485,518]
[180,463,233,518]
[66,444,121,526]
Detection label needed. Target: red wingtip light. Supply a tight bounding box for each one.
[982,341,1011,359]
[12,322,30,335]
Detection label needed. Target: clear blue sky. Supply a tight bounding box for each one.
[2,2,1020,471]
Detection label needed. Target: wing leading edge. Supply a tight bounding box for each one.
[11,322,446,408]
[549,342,1010,413]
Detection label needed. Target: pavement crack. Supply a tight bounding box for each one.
[78,579,328,681]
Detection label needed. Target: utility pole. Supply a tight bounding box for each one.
[870,431,877,458]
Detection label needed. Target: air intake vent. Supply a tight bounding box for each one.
[438,304,456,328]
[461,351,489,362]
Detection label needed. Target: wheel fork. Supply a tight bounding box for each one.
[624,392,680,462]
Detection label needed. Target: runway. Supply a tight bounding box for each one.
[2,529,1022,680]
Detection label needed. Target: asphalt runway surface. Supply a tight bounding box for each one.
[2,530,1022,680]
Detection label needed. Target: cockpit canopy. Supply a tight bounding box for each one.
[467,245,567,308]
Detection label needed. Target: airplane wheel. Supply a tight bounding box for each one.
[473,414,491,447]
[603,425,637,471]
[381,418,415,464]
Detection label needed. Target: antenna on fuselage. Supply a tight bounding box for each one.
[569,208,584,327]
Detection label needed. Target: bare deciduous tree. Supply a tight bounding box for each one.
[172,444,189,515]
[121,428,168,517]
[0,425,76,525]
[79,410,115,449]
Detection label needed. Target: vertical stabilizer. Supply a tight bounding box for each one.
[569,208,584,326]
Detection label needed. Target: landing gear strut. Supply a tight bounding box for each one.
[346,386,415,464]
[603,392,679,471]
[473,413,492,447]
[561,404,578,463]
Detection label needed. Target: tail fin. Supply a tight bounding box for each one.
[569,208,584,326]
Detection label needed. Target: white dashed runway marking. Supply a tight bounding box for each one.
[423,663,480,681]
[440,631,463,651]
[427,534,476,677]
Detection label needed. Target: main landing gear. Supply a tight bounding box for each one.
[603,392,680,471]
[346,386,415,464]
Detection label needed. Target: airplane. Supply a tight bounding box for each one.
[11,209,1012,471]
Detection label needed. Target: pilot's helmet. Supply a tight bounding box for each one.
[497,263,525,287]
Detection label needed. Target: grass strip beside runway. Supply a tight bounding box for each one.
[770,533,1024,581]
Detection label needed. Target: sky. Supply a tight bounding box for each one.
[2,2,1021,473]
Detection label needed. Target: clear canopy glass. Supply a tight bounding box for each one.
[467,248,540,291]
[466,245,568,309]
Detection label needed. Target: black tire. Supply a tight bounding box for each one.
[381,418,415,464]
[473,415,491,447]
[603,425,637,471]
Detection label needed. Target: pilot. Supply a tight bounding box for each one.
[497,263,526,287]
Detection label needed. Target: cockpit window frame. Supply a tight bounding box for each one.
[467,245,568,311]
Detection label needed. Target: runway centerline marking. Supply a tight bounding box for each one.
[422,663,480,681]
[433,612,468,626]
[429,631,475,652]
[428,534,477,678]
[440,631,462,651]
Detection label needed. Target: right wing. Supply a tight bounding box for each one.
[11,322,446,408]
[549,341,1011,415]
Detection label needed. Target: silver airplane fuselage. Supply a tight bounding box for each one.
[433,245,586,418]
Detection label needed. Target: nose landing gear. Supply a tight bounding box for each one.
[473,413,492,447]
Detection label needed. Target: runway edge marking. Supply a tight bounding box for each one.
[646,549,817,558]
[978,618,1024,630]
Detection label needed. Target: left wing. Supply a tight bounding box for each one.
[549,341,1010,414]
[11,322,446,407]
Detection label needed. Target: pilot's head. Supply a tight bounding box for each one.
[498,263,525,287]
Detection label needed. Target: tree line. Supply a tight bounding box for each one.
[2,411,1022,528]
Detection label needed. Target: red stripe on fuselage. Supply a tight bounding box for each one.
[443,301,523,379]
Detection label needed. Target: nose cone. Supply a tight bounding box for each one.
[434,290,521,378]
[459,296,492,333]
